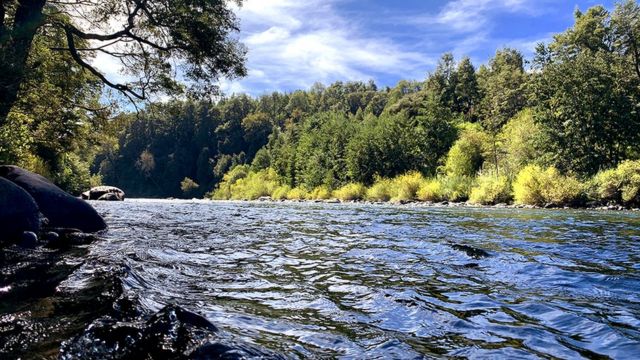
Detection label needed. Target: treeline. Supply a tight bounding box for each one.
[207,2,640,207]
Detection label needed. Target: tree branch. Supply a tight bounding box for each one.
[64,27,145,102]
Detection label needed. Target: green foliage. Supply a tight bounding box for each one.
[513,165,584,206]
[497,109,544,176]
[309,186,332,200]
[272,185,291,200]
[333,183,367,201]
[440,175,475,202]
[366,178,394,202]
[531,3,640,176]
[478,48,528,132]
[181,178,200,197]
[286,187,308,200]
[417,179,445,202]
[469,174,513,205]
[391,172,425,201]
[443,123,491,177]
[221,168,279,200]
[347,102,456,184]
[590,160,640,206]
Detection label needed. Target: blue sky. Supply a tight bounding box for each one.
[220,0,617,95]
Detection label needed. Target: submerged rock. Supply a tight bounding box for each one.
[82,186,125,201]
[0,166,106,233]
[451,244,491,259]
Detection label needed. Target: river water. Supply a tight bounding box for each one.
[2,200,640,359]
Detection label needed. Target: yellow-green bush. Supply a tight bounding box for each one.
[513,165,584,206]
[590,160,640,206]
[440,175,474,202]
[443,123,491,177]
[212,166,279,200]
[469,174,512,205]
[309,186,332,200]
[333,183,366,201]
[391,171,425,201]
[498,109,543,176]
[366,178,394,201]
[271,185,291,200]
[416,179,444,202]
[286,187,308,200]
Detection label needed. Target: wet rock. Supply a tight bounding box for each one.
[62,305,281,360]
[451,244,491,259]
[0,177,40,244]
[83,186,125,201]
[258,196,271,202]
[18,232,38,248]
[0,166,106,233]
[97,193,120,201]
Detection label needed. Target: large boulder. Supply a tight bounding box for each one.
[0,177,40,244]
[0,166,106,233]
[82,186,125,201]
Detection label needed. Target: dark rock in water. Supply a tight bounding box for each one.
[451,244,490,259]
[0,177,40,244]
[61,304,282,360]
[83,186,125,201]
[0,166,106,233]
[43,231,60,242]
[97,193,121,201]
[18,231,38,248]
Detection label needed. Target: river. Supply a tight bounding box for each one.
[2,200,640,359]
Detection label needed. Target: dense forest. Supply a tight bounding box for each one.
[2,1,640,207]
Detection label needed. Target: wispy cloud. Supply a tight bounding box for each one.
[224,0,436,95]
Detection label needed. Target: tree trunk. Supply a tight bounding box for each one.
[0,0,46,125]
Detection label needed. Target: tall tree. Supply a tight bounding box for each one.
[454,57,480,121]
[0,0,247,125]
[531,3,640,175]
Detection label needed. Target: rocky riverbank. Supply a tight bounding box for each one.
[241,196,640,212]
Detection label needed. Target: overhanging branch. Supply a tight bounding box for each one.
[64,27,145,102]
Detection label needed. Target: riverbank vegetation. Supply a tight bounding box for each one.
[208,1,640,208]
[2,1,640,208]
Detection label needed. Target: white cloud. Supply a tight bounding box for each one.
[228,0,436,95]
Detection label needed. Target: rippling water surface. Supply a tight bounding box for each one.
[70,200,639,359]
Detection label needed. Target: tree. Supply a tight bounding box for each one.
[454,57,480,121]
[478,48,528,132]
[531,3,640,175]
[612,0,640,80]
[0,0,247,125]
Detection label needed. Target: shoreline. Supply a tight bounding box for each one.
[115,198,640,212]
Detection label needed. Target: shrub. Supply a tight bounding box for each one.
[440,175,474,202]
[469,174,512,205]
[416,179,444,202]
[286,187,308,200]
[180,177,200,196]
[366,178,394,201]
[391,171,425,201]
[333,183,366,201]
[309,186,332,200]
[513,165,584,206]
[271,185,291,200]
[590,160,640,206]
[498,109,543,176]
[212,166,279,200]
[443,123,491,177]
